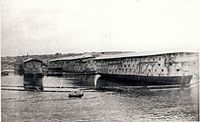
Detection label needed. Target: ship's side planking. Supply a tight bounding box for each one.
[44,51,199,86]
[47,54,96,76]
[94,51,198,85]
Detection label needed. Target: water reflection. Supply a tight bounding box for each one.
[67,74,198,121]
[23,76,43,91]
[63,74,98,87]
[1,74,199,121]
[62,74,140,88]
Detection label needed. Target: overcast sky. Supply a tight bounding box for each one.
[1,0,200,56]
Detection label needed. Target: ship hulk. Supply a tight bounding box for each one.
[94,51,198,86]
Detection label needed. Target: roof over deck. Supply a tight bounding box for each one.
[94,50,198,60]
[23,58,44,64]
[48,54,94,62]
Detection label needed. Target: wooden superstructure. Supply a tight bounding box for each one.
[47,54,95,75]
[23,58,44,77]
[94,51,198,85]
[46,51,198,86]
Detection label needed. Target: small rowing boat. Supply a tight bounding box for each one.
[68,90,84,98]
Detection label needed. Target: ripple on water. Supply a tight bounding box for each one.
[1,75,199,121]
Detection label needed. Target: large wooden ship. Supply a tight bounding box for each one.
[94,51,198,86]
[46,51,198,86]
[47,54,96,76]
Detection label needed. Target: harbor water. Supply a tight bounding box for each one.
[1,73,199,121]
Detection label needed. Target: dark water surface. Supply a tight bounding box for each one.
[1,73,199,122]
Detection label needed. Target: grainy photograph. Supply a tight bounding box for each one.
[1,0,200,121]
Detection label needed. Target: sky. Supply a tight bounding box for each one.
[1,0,200,56]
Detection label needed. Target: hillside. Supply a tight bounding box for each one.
[1,51,131,70]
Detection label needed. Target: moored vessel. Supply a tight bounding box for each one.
[47,54,96,76]
[68,90,84,98]
[94,51,198,86]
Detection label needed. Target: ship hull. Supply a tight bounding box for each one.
[24,73,43,77]
[99,73,193,86]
